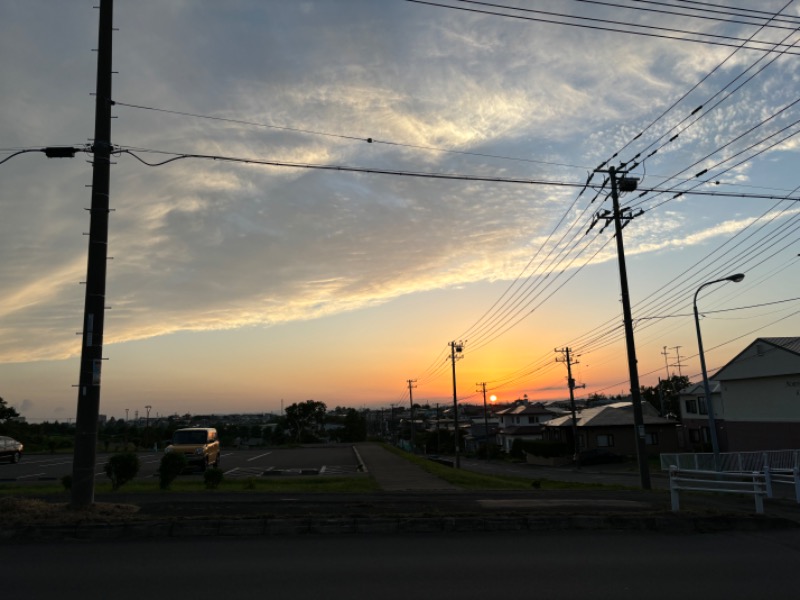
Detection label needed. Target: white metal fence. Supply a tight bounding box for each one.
[668,467,768,514]
[662,450,800,505]
[661,449,800,472]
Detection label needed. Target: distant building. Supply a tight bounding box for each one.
[700,337,800,452]
[494,400,561,453]
[544,401,679,456]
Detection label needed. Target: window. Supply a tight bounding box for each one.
[698,398,708,416]
[645,432,659,445]
[684,399,697,414]
[596,434,614,447]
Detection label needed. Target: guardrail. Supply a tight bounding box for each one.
[669,466,767,514]
[764,466,800,503]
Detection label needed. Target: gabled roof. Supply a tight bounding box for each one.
[495,401,555,416]
[713,337,800,381]
[678,381,721,396]
[545,401,674,428]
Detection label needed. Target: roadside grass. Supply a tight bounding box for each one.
[0,475,381,497]
[382,444,632,491]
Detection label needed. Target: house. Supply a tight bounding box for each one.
[495,400,561,453]
[678,380,723,451]
[543,401,680,456]
[704,337,800,452]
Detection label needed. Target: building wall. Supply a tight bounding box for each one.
[722,421,800,452]
[716,344,800,380]
[548,425,679,456]
[721,376,800,421]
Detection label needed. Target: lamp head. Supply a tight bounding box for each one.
[728,273,745,283]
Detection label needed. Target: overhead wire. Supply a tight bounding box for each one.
[405,0,800,55]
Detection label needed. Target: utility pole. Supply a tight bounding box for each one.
[593,166,651,490]
[661,346,672,381]
[477,382,491,460]
[71,0,114,509]
[556,347,584,465]
[449,341,464,468]
[406,379,417,453]
[672,346,685,379]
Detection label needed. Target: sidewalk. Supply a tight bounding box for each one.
[353,443,460,491]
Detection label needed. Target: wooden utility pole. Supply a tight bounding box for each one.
[71,0,114,508]
[608,167,650,489]
[406,379,417,452]
[556,347,584,465]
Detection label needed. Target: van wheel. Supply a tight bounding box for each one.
[12,452,21,464]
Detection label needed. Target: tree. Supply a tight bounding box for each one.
[338,409,367,443]
[0,397,20,421]
[641,375,690,418]
[284,400,327,443]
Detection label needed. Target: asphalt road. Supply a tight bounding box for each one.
[0,445,363,483]
[6,529,800,599]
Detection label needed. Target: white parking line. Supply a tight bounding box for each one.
[17,473,46,480]
[224,467,239,476]
[247,452,272,462]
[36,460,73,468]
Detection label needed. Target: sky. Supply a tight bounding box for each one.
[1,0,799,421]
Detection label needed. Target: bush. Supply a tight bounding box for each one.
[104,453,141,491]
[61,474,72,491]
[204,467,224,490]
[158,452,187,490]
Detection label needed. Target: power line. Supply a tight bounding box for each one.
[404,0,800,55]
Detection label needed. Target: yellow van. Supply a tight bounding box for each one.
[165,427,220,471]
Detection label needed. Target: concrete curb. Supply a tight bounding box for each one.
[2,513,796,542]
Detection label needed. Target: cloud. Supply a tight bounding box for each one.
[2,0,799,371]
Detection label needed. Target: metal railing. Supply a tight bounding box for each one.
[669,466,768,514]
[661,449,800,472]
[764,467,800,503]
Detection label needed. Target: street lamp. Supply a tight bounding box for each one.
[693,273,745,469]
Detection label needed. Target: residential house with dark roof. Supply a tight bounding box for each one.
[494,400,561,453]
[703,337,800,451]
[543,401,680,456]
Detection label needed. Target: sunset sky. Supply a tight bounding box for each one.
[1,1,799,421]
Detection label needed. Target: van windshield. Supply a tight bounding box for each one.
[172,430,208,445]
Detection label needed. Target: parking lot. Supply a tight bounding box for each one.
[0,445,364,484]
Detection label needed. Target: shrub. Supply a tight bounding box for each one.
[61,474,72,491]
[204,467,224,490]
[158,452,187,490]
[104,453,141,491]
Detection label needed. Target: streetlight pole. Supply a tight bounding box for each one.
[693,273,745,469]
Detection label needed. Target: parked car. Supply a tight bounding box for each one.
[164,427,220,471]
[0,436,23,463]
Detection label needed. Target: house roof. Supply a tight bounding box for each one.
[495,401,555,416]
[545,402,675,428]
[678,381,721,396]
[713,337,800,381]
